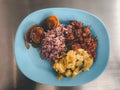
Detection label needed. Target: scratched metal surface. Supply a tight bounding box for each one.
[0,0,120,90]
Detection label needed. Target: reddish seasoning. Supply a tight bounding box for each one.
[66,20,98,60]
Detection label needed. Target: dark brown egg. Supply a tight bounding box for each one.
[25,25,44,49]
[41,16,60,31]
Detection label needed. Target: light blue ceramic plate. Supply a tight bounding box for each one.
[14,8,110,86]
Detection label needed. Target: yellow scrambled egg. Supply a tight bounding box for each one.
[52,49,93,80]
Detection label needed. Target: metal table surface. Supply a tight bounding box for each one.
[0,0,120,90]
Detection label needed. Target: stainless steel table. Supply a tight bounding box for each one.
[0,0,120,90]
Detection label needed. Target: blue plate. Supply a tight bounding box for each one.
[14,8,110,86]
